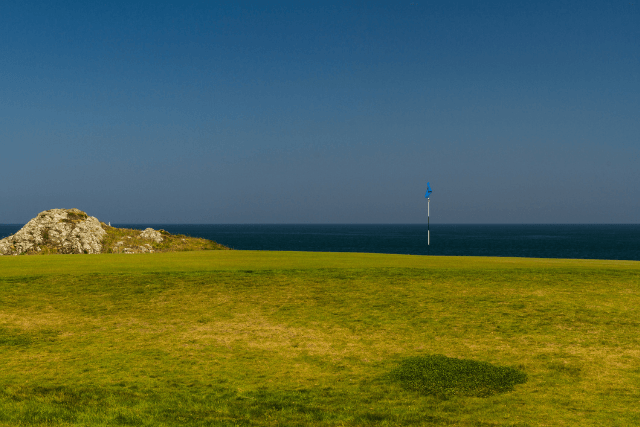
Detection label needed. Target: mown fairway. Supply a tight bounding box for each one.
[1,251,640,426]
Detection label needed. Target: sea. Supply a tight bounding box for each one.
[1,224,639,261]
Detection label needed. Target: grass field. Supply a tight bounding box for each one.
[1,251,639,426]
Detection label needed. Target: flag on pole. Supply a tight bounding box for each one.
[425,182,432,198]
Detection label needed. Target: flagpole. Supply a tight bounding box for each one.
[425,182,432,252]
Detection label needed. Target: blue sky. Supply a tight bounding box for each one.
[2,1,638,223]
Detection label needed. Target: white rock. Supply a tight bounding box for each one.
[0,209,106,256]
[139,228,163,243]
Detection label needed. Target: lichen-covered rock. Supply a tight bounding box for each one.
[139,228,163,243]
[0,209,106,255]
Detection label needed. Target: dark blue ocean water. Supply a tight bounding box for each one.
[2,224,638,261]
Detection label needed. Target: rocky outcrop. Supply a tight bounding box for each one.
[0,209,106,255]
[0,208,228,256]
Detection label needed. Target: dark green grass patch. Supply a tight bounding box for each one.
[0,327,32,347]
[0,327,58,347]
[389,355,527,399]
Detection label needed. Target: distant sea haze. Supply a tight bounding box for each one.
[2,224,639,261]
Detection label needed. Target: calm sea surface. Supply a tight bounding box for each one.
[2,224,638,261]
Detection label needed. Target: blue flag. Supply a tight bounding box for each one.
[425,182,432,198]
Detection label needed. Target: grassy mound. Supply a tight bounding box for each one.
[389,355,527,398]
[100,224,229,253]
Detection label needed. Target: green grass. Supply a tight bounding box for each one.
[1,251,640,426]
[389,355,527,399]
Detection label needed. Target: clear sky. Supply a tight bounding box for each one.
[2,1,638,224]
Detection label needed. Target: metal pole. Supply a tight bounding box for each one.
[428,198,430,246]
